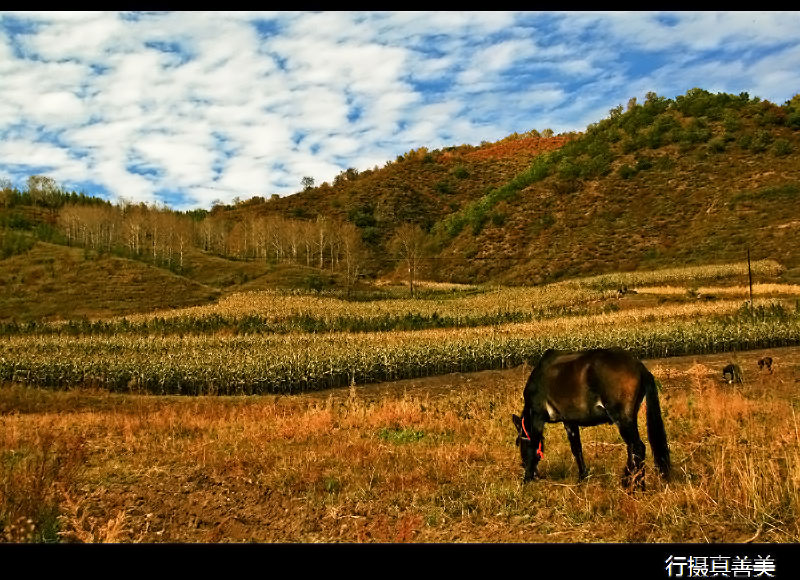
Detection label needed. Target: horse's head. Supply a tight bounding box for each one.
[511,413,528,445]
[512,413,543,481]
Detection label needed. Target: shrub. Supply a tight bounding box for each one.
[348,206,377,228]
[605,128,621,142]
[755,103,785,127]
[773,138,793,156]
[728,183,800,207]
[584,155,612,178]
[661,125,681,144]
[655,155,675,171]
[434,180,453,195]
[621,139,640,154]
[452,165,470,179]
[634,156,653,172]
[738,134,753,150]
[304,273,325,293]
[685,119,712,144]
[708,137,727,153]
[557,159,581,180]
[644,130,663,149]
[360,226,381,245]
[750,130,773,153]
[0,229,35,259]
[618,164,636,180]
[722,113,741,133]
[674,87,716,118]
[647,114,680,147]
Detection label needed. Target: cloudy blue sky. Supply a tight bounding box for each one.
[1,11,799,210]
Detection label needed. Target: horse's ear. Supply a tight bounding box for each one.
[511,414,522,432]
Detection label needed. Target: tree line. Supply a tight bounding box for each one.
[1,177,386,292]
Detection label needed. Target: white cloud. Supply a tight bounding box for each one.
[15,12,125,62]
[457,38,539,86]
[1,11,800,208]
[0,139,77,169]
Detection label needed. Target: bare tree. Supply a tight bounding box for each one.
[338,222,367,295]
[315,215,328,269]
[168,212,192,270]
[123,203,148,255]
[58,204,81,247]
[389,223,429,297]
[58,203,121,252]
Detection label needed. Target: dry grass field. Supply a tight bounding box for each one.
[2,346,799,543]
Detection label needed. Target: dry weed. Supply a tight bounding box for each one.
[2,347,800,542]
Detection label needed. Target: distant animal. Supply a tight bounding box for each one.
[511,348,670,491]
[617,285,638,298]
[722,363,743,384]
[757,357,773,374]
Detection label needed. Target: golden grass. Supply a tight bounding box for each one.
[636,283,800,297]
[109,283,610,325]
[2,347,799,543]
[0,243,219,323]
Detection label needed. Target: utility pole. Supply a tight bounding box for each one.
[747,247,753,306]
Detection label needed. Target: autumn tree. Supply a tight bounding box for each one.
[122,201,149,256]
[0,179,12,208]
[57,204,81,247]
[165,211,192,270]
[58,203,121,252]
[338,222,368,295]
[314,215,329,269]
[299,219,317,267]
[26,175,59,208]
[389,223,429,297]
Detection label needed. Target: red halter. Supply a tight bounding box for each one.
[520,417,544,459]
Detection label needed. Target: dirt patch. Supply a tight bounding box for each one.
[300,345,800,403]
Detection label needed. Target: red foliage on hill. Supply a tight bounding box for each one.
[464,135,573,161]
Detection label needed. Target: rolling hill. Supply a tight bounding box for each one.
[2,87,800,321]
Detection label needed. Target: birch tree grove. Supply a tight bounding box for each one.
[54,199,369,282]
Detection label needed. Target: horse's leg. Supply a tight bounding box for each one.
[617,418,646,490]
[564,422,588,481]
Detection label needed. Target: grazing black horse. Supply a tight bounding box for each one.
[722,363,743,384]
[511,348,671,490]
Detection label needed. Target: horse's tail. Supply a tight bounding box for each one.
[642,366,671,479]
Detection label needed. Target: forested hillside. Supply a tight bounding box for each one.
[2,88,800,321]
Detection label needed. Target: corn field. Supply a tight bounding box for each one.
[570,259,783,290]
[1,259,797,395]
[2,295,799,394]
